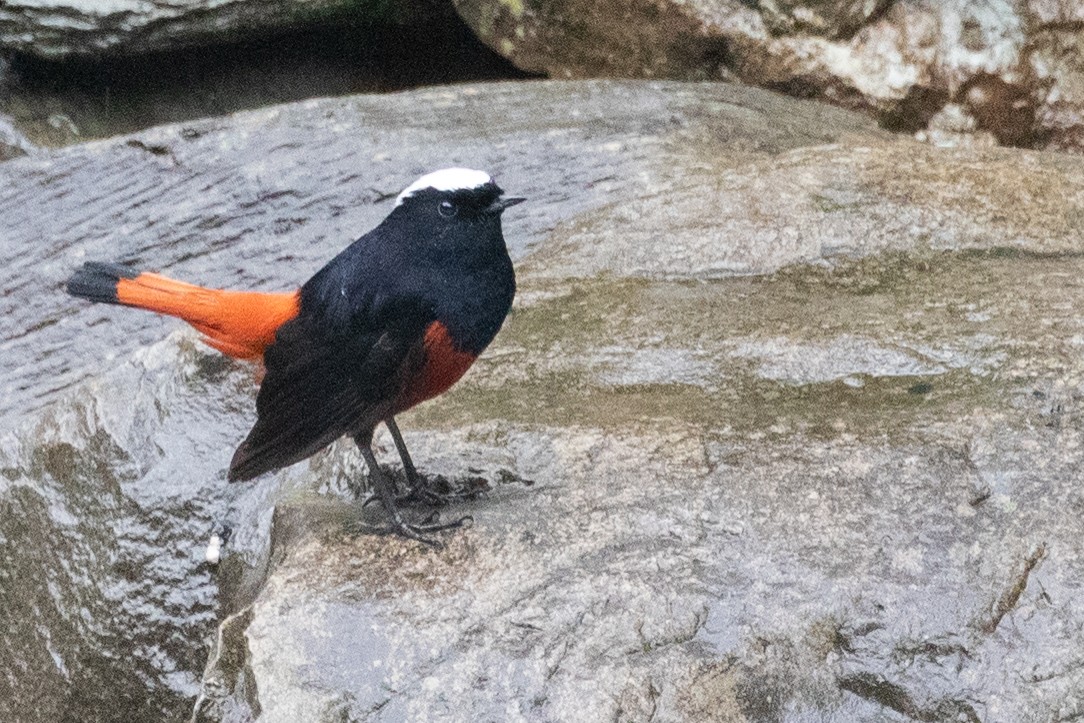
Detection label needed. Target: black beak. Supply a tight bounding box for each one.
[486,196,526,214]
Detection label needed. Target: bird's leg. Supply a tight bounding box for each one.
[355,439,470,547]
[357,418,419,508]
[385,416,422,492]
[383,417,477,507]
[357,417,422,508]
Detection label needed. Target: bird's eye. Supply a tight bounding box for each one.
[438,200,457,218]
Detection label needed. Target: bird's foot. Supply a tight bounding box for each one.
[354,511,472,548]
[355,443,474,548]
[402,473,490,507]
[356,491,473,546]
[361,471,489,509]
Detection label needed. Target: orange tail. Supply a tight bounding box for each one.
[67,262,299,360]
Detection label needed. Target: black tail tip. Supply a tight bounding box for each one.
[66,261,139,303]
[227,442,261,483]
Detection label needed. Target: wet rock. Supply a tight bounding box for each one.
[0,79,880,420]
[238,246,1084,720]
[0,337,274,721]
[0,0,449,59]
[453,0,1084,152]
[3,80,1084,721]
[0,79,879,722]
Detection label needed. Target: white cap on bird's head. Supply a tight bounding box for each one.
[395,168,494,206]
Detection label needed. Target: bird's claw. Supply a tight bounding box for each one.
[355,498,474,548]
[399,484,475,508]
[361,471,485,509]
[355,513,473,548]
[354,446,479,548]
[360,484,458,509]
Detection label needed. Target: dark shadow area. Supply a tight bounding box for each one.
[960,73,1046,149]
[2,12,535,145]
[879,84,950,135]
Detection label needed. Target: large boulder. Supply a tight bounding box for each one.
[452,0,1084,152]
[2,80,1084,721]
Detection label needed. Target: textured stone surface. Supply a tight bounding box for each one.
[3,80,1084,721]
[452,0,1084,152]
[0,0,449,58]
[0,111,35,159]
[0,79,880,420]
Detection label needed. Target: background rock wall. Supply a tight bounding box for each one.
[453,0,1084,151]
[0,0,453,58]
[3,0,1083,152]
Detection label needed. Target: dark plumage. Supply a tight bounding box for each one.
[68,168,522,546]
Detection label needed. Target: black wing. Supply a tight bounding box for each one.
[228,294,432,481]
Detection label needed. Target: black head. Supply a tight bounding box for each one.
[391,168,524,232]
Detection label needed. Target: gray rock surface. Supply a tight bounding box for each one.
[0,0,448,58]
[2,80,1084,721]
[452,0,1084,152]
[0,57,36,158]
[0,111,35,159]
[0,79,879,420]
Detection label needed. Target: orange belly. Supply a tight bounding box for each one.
[399,321,478,410]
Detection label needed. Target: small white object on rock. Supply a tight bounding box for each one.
[205,534,223,565]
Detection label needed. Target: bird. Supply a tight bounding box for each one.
[66,168,523,546]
